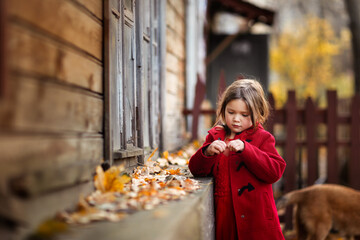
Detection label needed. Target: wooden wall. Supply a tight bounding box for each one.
[163,0,187,151]
[0,0,103,236]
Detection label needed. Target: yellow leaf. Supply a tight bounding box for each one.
[32,219,68,238]
[94,166,106,192]
[147,147,158,162]
[163,151,169,159]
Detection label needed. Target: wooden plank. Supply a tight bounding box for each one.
[284,90,296,230]
[9,160,99,197]
[168,0,185,19]
[8,24,103,93]
[326,90,338,184]
[103,0,120,164]
[284,91,297,192]
[0,181,93,230]
[349,94,360,189]
[165,71,179,95]
[0,75,103,133]
[75,0,103,20]
[305,97,318,186]
[0,0,8,98]
[191,75,206,140]
[54,178,214,240]
[166,28,185,60]
[0,135,103,194]
[166,51,181,73]
[265,92,275,133]
[7,0,103,60]
[166,1,185,38]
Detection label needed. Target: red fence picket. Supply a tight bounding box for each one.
[184,89,360,231]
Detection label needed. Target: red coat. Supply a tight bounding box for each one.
[189,125,286,240]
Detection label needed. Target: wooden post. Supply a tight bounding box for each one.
[266,93,275,134]
[349,94,360,189]
[284,91,297,230]
[326,90,338,184]
[0,0,7,98]
[218,69,226,100]
[191,74,206,140]
[305,97,318,186]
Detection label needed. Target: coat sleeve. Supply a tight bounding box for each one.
[240,132,286,184]
[188,134,217,177]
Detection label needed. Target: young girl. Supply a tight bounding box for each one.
[189,79,286,240]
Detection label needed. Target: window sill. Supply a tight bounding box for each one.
[113,147,144,159]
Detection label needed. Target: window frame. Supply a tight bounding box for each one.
[104,0,163,165]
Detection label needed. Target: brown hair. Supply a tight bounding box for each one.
[214,79,270,130]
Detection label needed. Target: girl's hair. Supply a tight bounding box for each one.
[214,79,270,130]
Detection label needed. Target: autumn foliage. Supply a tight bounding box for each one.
[55,141,201,225]
[270,16,353,107]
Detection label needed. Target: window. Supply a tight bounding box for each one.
[104,0,162,164]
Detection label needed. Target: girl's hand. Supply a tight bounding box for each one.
[204,140,227,156]
[227,139,245,152]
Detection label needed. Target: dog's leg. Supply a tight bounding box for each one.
[313,218,332,240]
[299,207,332,240]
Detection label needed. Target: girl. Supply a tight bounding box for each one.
[189,79,286,240]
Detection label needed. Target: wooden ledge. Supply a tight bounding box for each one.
[54,178,214,240]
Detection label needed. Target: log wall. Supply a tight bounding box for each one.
[163,0,187,151]
[0,0,104,237]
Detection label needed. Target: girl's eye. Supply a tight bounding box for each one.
[228,111,234,114]
[242,114,249,117]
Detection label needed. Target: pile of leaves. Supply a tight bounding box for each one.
[57,141,202,225]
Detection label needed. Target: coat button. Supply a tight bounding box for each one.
[241,215,245,218]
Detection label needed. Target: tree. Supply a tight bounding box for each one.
[270,16,352,107]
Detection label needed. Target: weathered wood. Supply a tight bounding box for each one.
[166,28,185,60]
[7,0,103,60]
[9,160,99,197]
[75,0,103,20]
[166,1,185,38]
[168,0,186,21]
[113,148,144,159]
[284,91,296,230]
[8,24,103,93]
[350,94,360,189]
[0,75,103,133]
[218,69,226,100]
[103,0,118,164]
[166,52,182,74]
[0,135,102,194]
[192,75,206,140]
[0,181,94,230]
[165,71,179,95]
[54,178,214,240]
[326,90,338,184]
[265,93,275,133]
[305,97,318,186]
[284,91,297,192]
[0,0,8,98]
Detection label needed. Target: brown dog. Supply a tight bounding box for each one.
[276,184,360,240]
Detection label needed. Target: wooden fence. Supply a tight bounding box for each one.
[267,90,360,190]
[266,90,360,230]
[185,87,360,230]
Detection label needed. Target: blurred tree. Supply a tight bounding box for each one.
[270,16,352,107]
[345,0,360,94]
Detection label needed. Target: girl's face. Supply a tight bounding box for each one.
[224,99,253,136]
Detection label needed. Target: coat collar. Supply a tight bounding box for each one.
[208,124,263,140]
